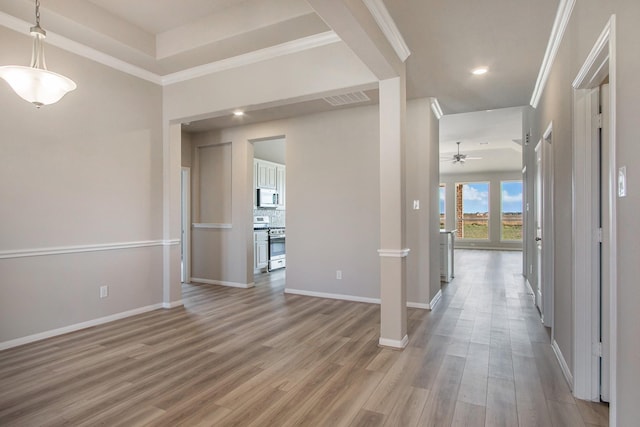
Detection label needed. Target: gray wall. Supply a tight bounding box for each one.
[187,99,439,304]
[440,171,523,251]
[405,98,441,305]
[0,27,163,343]
[525,0,640,422]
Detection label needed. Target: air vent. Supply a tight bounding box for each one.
[323,91,370,106]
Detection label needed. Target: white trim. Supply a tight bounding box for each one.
[162,300,183,309]
[181,167,191,284]
[192,223,232,229]
[362,0,411,62]
[407,302,429,310]
[161,32,341,85]
[552,340,574,390]
[542,123,555,331]
[0,13,340,87]
[570,18,617,425]
[530,0,576,108]
[572,20,612,89]
[377,248,410,258]
[429,289,442,310]
[525,279,535,297]
[285,288,429,310]
[608,17,617,426]
[284,288,380,304]
[0,239,177,260]
[379,335,409,349]
[430,97,444,119]
[0,303,164,351]
[0,11,161,85]
[191,278,254,289]
[453,245,522,251]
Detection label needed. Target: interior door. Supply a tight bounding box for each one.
[534,141,543,314]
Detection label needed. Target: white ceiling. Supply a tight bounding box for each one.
[86,0,252,34]
[439,107,523,174]
[1,0,557,173]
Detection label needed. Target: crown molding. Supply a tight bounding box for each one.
[0,12,341,87]
[530,0,575,108]
[161,31,341,85]
[362,0,411,62]
[0,11,162,84]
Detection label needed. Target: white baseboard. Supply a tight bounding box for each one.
[379,334,409,349]
[191,278,255,289]
[525,278,534,295]
[0,303,164,351]
[429,289,442,310]
[284,288,381,304]
[162,300,183,309]
[407,302,430,310]
[454,245,522,251]
[552,339,574,390]
[285,288,429,310]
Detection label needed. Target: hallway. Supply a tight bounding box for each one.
[0,251,608,426]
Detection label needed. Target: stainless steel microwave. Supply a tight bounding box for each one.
[257,188,278,208]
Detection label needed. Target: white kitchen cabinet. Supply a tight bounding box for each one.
[254,230,269,271]
[276,165,285,209]
[256,160,277,190]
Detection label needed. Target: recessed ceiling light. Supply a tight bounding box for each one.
[472,67,489,75]
[233,111,244,117]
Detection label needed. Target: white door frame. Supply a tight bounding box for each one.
[541,124,554,331]
[534,141,544,313]
[571,15,617,424]
[181,167,191,283]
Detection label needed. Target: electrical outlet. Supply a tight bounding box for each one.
[336,270,342,280]
[100,285,108,299]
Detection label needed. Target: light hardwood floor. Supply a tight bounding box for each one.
[0,250,608,426]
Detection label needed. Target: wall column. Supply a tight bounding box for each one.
[378,76,408,348]
[162,122,183,307]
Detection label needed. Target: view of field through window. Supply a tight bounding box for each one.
[456,182,490,239]
[501,181,523,240]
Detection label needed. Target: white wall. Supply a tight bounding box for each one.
[0,27,164,345]
[440,171,523,250]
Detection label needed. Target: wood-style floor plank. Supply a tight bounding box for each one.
[0,250,608,426]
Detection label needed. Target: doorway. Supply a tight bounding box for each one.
[571,15,616,419]
[534,126,554,330]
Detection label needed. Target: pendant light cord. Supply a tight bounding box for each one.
[35,0,40,27]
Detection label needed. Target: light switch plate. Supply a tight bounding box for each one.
[413,200,420,210]
[618,166,627,198]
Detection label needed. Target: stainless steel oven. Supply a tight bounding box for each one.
[268,228,285,271]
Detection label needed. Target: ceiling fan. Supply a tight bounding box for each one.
[441,141,482,164]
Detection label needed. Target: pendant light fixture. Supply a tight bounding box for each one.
[0,0,76,107]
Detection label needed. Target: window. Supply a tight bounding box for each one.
[439,184,446,229]
[501,181,523,241]
[456,182,489,239]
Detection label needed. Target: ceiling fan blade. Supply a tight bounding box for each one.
[465,156,482,160]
